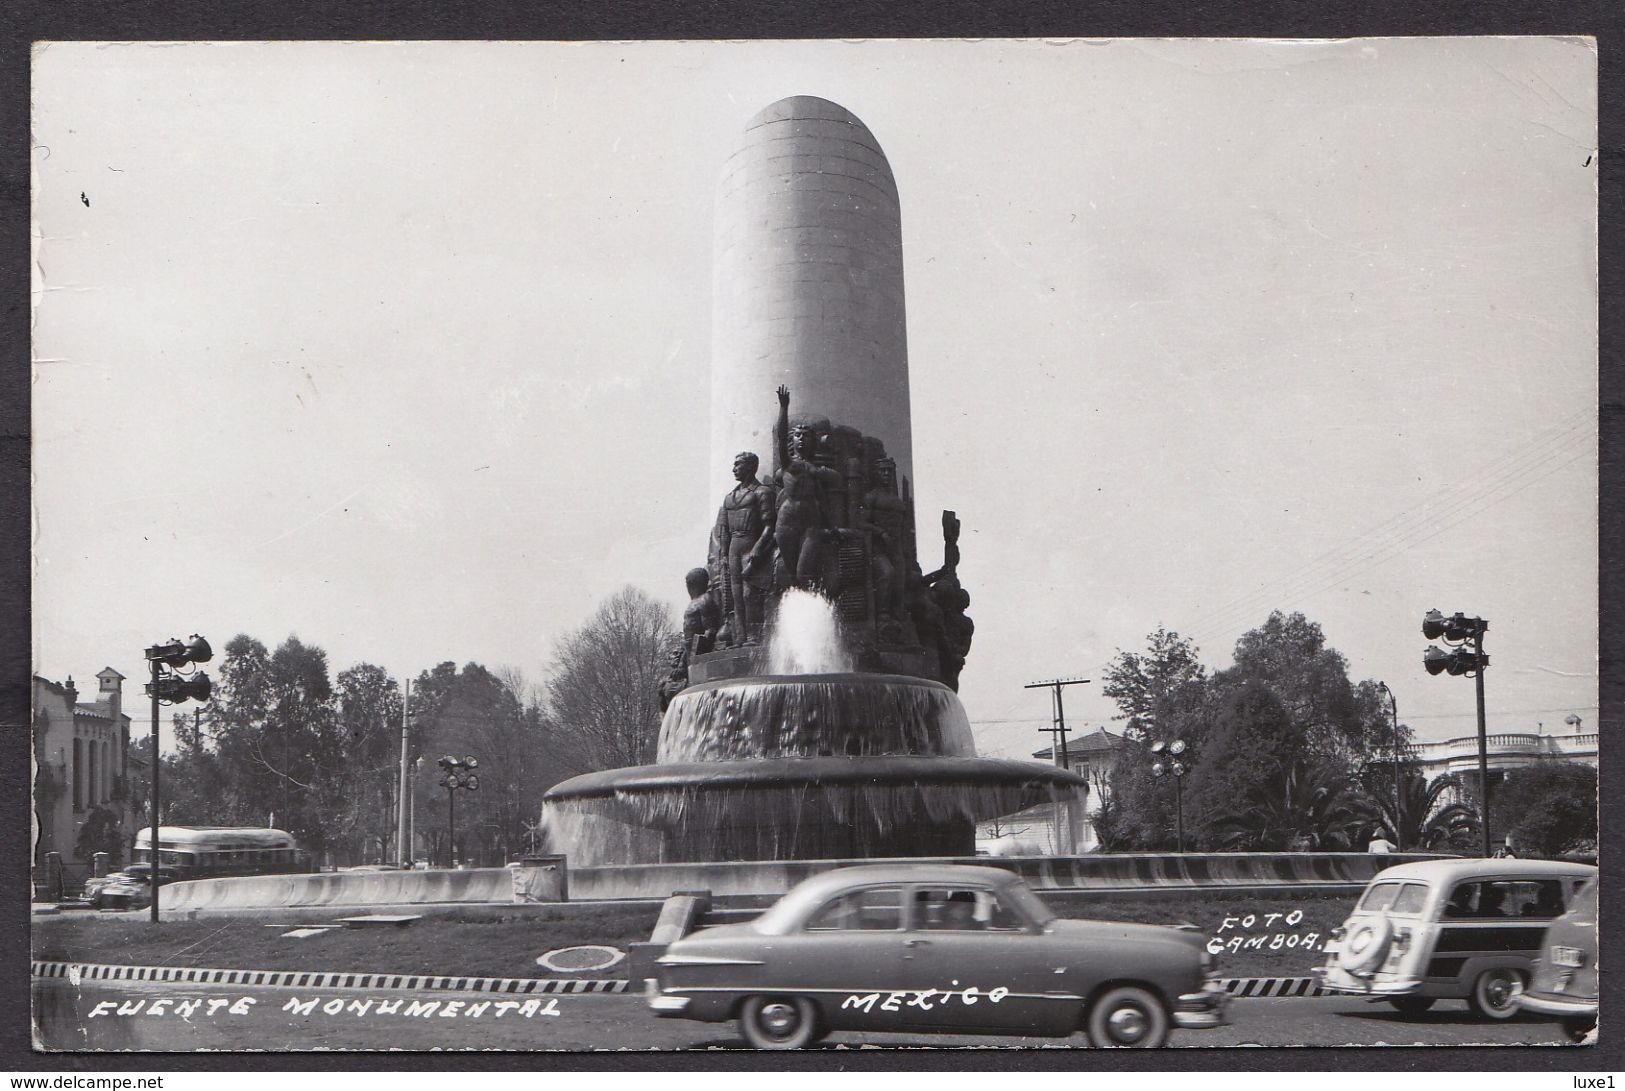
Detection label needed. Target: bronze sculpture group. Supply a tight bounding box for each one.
[661,386,974,709]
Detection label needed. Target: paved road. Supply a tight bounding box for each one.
[32,979,1582,1052]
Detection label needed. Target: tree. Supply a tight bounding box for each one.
[160,634,352,861]
[1102,627,1207,741]
[1218,611,1392,769]
[1182,682,1310,849]
[74,806,126,866]
[1490,762,1597,857]
[410,662,560,866]
[1097,742,1179,850]
[332,664,405,863]
[1352,767,1479,851]
[1211,759,1361,851]
[1096,630,1212,850]
[544,586,677,773]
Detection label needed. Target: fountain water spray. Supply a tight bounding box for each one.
[768,589,853,675]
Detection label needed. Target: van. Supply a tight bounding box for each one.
[1315,858,1596,1019]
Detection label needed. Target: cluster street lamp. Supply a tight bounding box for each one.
[1148,738,1192,853]
[1422,609,1492,859]
[437,755,479,868]
[142,635,212,922]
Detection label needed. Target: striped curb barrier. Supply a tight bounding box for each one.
[33,960,1321,1000]
[1218,976,1322,998]
[31,961,628,995]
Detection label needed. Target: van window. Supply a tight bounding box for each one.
[1444,880,1565,919]
[1510,880,1566,919]
[1358,882,1402,912]
[1390,883,1429,915]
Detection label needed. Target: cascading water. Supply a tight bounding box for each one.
[767,588,853,674]
[542,592,1088,865]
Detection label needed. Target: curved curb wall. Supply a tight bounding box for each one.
[152,853,1443,910]
[569,852,1444,901]
[157,868,518,911]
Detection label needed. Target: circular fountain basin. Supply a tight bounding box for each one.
[542,755,1088,865]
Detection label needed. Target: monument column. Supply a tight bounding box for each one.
[710,96,914,504]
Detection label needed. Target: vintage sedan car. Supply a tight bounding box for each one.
[1316,858,1595,1019]
[646,863,1227,1048]
[86,866,179,909]
[1514,876,1597,1042]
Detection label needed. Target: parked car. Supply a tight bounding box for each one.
[86,865,180,909]
[1316,858,1595,1019]
[1514,876,1597,1042]
[646,863,1227,1048]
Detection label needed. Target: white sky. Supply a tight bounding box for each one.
[31,38,1597,760]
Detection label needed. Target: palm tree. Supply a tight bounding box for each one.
[1353,767,1479,851]
[1211,760,1362,851]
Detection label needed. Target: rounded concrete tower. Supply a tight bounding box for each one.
[711,96,912,501]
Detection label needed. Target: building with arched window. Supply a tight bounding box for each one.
[32,668,137,896]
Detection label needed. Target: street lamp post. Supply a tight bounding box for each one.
[141,635,212,923]
[1423,609,1492,859]
[1149,739,1191,853]
[437,756,480,867]
[1376,681,1403,853]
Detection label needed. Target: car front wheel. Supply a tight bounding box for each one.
[1467,968,1524,1020]
[738,995,819,1049]
[1087,986,1170,1048]
[1387,996,1436,1015]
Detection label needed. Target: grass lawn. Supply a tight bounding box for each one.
[32,906,661,980]
[32,892,1357,981]
[1050,892,1357,977]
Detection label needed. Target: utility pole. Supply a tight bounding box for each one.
[1025,676,1091,771]
[397,679,411,868]
[1025,675,1090,856]
[1377,681,1403,853]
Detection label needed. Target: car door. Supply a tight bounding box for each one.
[770,883,914,1033]
[898,884,1077,1036]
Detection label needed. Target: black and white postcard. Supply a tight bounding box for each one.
[28,36,1599,1056]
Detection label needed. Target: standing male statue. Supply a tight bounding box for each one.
[714,451,776,645]
[773,385,840,591]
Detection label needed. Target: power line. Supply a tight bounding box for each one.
[1181,416,1592,648]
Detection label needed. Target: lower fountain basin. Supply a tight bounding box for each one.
[542,755,1088,865]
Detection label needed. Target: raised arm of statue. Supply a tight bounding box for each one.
[774,384,792,476]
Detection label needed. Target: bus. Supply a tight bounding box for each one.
[131,826,311,881]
